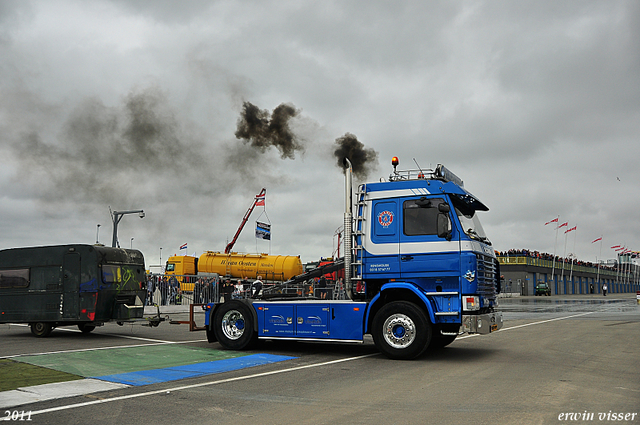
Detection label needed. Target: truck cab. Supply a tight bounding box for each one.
[353,162,501,356]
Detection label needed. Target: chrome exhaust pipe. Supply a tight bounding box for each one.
[343,158,353,300]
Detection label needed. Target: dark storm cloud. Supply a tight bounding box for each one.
[1,0,638,263]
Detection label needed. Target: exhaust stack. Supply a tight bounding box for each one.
[343,158,354,300]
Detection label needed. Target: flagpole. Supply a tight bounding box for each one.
[561,225,569,294]
[569,226,577,292]
[596,236,602,292]
[550,215,559,288]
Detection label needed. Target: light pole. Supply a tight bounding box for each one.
[130,238,134,249]
[111,209,145,248]
[96,224,101,244]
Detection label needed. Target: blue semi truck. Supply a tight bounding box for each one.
[204,157,502,359]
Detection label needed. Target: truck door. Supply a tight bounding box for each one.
[365,200,400,277]
[399,197,460,287]
[62,253,80,318]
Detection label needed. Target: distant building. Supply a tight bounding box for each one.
[498,254,639,296]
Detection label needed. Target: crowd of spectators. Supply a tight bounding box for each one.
[496,249,619,272]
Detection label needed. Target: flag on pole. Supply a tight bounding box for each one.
[591,237,602,243]
[611,245,620,249]
[255,193,266,207]
[179,243,187,250]
[558,222,568,229]
[545,217,559,225]
[564,226,577,234]
[256,222,271,240]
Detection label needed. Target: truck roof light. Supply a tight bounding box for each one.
[391,156,399,167]
[435,164,464,187]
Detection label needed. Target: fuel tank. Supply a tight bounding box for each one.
[198,251,303,281]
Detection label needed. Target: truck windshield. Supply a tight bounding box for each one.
[451,196,491,245]
[456,210,490,245]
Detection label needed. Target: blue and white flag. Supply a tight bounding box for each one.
[256,222,271,240]
[179,243,187,250]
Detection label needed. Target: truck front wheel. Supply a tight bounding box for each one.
[212,301,257,350]
[372,301,431,360]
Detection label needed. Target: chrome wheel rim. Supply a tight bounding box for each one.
[382,313,416,349]
[221,310,246,340]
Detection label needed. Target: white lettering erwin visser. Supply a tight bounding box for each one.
[558,411,638,421]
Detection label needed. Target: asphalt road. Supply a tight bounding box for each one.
[1,294,639,425]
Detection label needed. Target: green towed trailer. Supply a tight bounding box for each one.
[0,244,152,337]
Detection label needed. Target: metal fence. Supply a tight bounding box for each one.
[144,274,347,306]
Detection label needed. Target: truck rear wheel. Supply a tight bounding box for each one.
[372,301,431,360]
[30,322,53,338]
[213,301,257,350]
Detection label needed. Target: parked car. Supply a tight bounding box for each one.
[535,282,551,296]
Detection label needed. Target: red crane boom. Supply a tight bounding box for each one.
[224,188,266,254]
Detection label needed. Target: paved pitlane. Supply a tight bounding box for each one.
[2,296,639,424]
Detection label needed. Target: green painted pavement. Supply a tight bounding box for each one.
[14,345,250,378]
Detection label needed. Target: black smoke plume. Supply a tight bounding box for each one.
[333,133,379,180]
[10,86,208,204]
[235,101,302,159]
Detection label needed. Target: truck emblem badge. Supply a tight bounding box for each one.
[464,270,475,282]
[378,211,394,227]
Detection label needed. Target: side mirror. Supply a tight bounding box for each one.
[438,202,450,213]
[437,212,452,241]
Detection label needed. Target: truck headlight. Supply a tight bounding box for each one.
[463,295,480,311]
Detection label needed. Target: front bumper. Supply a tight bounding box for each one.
[461,311,503,334]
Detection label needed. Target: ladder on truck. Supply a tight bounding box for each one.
[351,184,367,293]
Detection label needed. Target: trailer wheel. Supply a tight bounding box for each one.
[213,301,257,350]
[30,322,53,338]
[78,323,96,333]
[372,301,431,360]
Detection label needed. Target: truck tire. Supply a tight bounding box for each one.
[212,300,257,350]
[30,322,53,338]
[372,301,431,360]
[78,323,96,333]
[206,308,218,343]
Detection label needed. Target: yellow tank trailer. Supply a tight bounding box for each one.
[198,252,302,282]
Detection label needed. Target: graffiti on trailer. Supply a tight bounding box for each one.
[119,267,137,292]
[102,265,140,292]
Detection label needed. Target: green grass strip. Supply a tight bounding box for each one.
[0,359,83,392]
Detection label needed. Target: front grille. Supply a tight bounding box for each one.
[476,254,498,303]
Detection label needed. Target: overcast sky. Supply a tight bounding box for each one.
[1,0,638,269]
